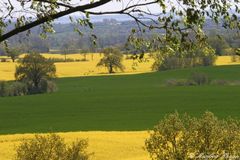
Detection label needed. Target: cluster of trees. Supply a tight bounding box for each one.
[2,35,50,55]
[151,41,216,71]
[3,21,240,55]
[146,112,240,160]
[0,54,57,97]
[207,30,240,56]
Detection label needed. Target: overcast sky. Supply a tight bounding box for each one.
[2,0,161,22]
[9,0,160,13]
[91,0,160,12]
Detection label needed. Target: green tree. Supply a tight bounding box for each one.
[207,36,230,55]
[145,112,240,160]
[15,53,56,93]
[6,47,21,62]
[97,47,124,74]
[61,42,71,62]
[15,133,90,160]
[151,41,216,71]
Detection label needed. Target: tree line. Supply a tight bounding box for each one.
[0,20,240,56]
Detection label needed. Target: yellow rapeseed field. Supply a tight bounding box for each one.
[0,53,154,81]
[1,53,240,81]
[0,131,150,160]
[215,56,240,66]
[1,54,240,81]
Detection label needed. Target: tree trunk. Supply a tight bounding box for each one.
[109,64,113,74]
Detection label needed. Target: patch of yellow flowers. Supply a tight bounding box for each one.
[0,131,150,160]
[0,53,154,81]
[0,53,240,81]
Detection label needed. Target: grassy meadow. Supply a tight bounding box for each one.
[0,54,240,159]
[1,65,240,134]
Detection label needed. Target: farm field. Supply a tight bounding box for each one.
[0,54,240,81]
[0,131,149,160]
[0,53,154,81]
[1,55,240,160]
[0,65,240,134]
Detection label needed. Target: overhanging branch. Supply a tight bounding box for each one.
[0,0,111,42]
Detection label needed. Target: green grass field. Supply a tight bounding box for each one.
[0,65,240,134]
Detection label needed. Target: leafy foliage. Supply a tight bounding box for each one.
[0,81,28,97]
[151,42,216,71]
[15,53,56,94]
[190,72,211,85]
[15,133,90,160]
[145,112,240,160]
[6,47,21,62]
[97,47,125,73]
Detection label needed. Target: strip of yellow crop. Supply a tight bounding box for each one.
[215,56,240,66]
[0,53,154,81]
[0,131,150,160]
[0,54,239,81]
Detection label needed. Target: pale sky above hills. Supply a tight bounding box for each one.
[5,0,161,22]
[9,0,160,13]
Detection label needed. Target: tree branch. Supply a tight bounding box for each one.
[0,0,111,42]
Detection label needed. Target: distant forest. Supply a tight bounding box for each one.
[0,18,240,55]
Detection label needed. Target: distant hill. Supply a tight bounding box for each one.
[54,14,133,23]
[3,17,239,54]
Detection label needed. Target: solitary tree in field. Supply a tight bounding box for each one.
[15,53,56,93]
[97,47,124,73]
[0,0,239,52]
[6,47,21,62]
[61,42,72,62]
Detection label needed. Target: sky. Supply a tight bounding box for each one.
[90,0,160,13]
[8,0,160,13]
[3,0,161,22]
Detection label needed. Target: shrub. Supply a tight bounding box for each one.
[9,82,28,96]
[0,81,28,97]
[47,58,75,63]
[75,58,88,62]
[158,57,182,71]
[200,46,216,66]
[165,79,197,86]
[0,80,57,97]
[202,55,216,66]
[211,79,230,86]
[26,79,57,94]
[145,112,240,160]
[190,72,211,85]
[39,79,57,93]
[231,55,240,63]
[15,133,90,160]
[0,81,7,96]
